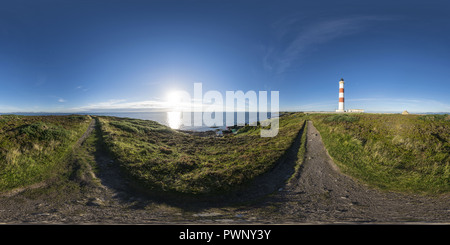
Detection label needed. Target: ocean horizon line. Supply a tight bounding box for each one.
[1,110,448,115]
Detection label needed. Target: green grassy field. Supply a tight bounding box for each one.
[2,112,448,197]
[310,113,450,194]
[0,115,92,192]
[98,112,307,195]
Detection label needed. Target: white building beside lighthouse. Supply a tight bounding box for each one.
[336,78,345,112]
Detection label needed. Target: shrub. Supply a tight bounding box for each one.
[110,121,142,134]
[324,114,359,123]
[20,122,71,142]
[418,114,449,121]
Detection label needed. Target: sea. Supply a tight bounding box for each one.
[1,111,273,131]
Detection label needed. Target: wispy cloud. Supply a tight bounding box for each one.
[0,104,23,113]
[299,97,450,113]
[263,15,393,74]
[296,100,337,111]
[71,99,168,111]
[58,98,66,103]
[76,85,88,92]
[70,94,265,113]
[347,97,450,113]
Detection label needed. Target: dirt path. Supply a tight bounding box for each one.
[268,121,450,223]
[0,120,449,224]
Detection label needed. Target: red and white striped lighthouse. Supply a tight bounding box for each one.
[336,78,345,112]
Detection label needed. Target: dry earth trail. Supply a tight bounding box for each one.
[266,121,450,223]
[0,119,448,224]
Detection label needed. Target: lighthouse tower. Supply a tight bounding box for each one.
[336,78,345,112]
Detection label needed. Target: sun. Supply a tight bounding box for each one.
[166,90,192,111]
[166,91,181,107]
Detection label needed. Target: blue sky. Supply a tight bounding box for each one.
[0,0,449,113]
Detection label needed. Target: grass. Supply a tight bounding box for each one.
[310,113,450,195]
[288,121,307,184]
[98,112,307,195]
[2,112,446,197]
[69,124,100,187]
[0,115,92,192]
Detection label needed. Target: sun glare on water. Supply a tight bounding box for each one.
[166,91,184,129]
[167,111,182,129]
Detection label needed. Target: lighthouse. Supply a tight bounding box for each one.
[336,78,345,112]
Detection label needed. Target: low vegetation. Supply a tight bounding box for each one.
[310,113,450,194]
[4,112,446,197]
[288,122,308,184]
[98,112,306,195]
[0,115,92,192]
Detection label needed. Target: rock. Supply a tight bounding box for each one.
[215,219,235,223]
[193,212,222,217]
[87,197,105,206]
[35,213,51,216]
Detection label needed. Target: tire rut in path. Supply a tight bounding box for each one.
[76,118,154,208]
